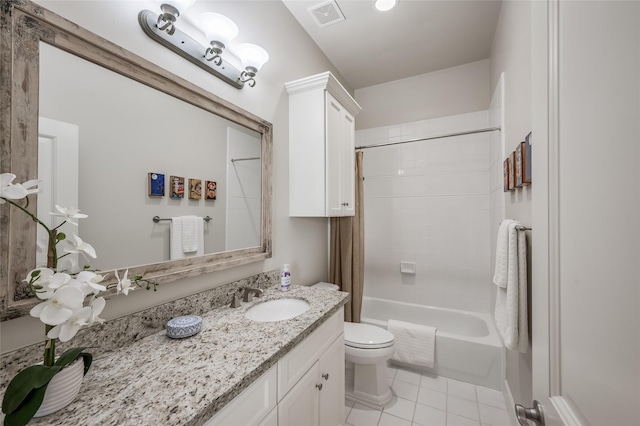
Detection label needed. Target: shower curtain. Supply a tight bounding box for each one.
[330,151,364,322]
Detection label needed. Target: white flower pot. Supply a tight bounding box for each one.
[33,358,84,418]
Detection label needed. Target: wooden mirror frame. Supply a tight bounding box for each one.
[0,0,273,320]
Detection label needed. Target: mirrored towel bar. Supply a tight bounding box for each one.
[153,216,212,223]
[231,157,260,162]
[355,126,501,150]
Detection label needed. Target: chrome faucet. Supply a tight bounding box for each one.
[229,289,242,308]
[242,287,264,302]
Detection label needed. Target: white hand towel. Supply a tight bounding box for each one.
[494,221,529,353]
[388,319,436,368]
[493,219,517,288]
[181,215,200,253]
[170,217,204,260]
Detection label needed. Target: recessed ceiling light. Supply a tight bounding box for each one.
[375,0,397,12]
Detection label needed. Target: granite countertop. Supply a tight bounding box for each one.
[30,285,350,426]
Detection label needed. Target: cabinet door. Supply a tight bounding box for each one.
[318,334,345,426]
[259,407,278,426]
[326,93,345,216]
[278,361,320,426]
[339,109,355,217]
[205,366,277,426]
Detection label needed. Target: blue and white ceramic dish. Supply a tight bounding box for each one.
[166,315,203,339]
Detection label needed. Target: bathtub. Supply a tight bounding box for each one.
[361,296,504,390]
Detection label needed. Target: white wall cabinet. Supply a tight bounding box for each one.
[207,308,345,426]
[286,72,362,217]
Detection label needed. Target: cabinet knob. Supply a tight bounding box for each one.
[322,373,329,380]
[315,383,323,391]
[341,202,349,206]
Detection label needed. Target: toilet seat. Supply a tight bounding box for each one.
[344,322,394,349]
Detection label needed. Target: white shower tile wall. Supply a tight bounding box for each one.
[358,111,494,314]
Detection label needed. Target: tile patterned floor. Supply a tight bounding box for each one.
[344,365,512,426]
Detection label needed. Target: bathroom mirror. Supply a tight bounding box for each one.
[0,0,273,320]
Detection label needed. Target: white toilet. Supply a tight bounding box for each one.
[311,283,395,408]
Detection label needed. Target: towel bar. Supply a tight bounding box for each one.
[515,225,532,231]
[153,216,212,223]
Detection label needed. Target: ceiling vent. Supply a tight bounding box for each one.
[308,0,346,28]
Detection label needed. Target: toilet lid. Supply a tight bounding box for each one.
[344,322,394,349]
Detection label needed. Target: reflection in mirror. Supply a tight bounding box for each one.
[38,43,262,272]
[1,0,272,320]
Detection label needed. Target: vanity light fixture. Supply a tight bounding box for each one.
[138,3,269,89]
[199,12,238,66]
[375,0,398,12]
[237,43,270,87]
[155,0,195,35]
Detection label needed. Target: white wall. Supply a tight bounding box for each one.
[489,0,533,406]
[358,111,494,313]
[1,0,343,353]
[354,60,491,130]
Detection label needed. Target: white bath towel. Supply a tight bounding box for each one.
[180,215,200,253]
[494,221,529,353]
[493,219,517,288]
[388,319,436,368]
[170,216,204,260]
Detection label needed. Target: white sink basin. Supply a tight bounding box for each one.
[244,298,310,322]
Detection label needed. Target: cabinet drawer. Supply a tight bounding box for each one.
[205,365,277,426]
[278,307,344,400]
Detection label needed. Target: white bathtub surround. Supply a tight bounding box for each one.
[357,111,493,314]
[361,296,504,390]
[388,319,436,368]
[493,219,529,352]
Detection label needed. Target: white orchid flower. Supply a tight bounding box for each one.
[47,306,91,342]
[65,233,97,259]
[25,268,71,300]
[88,296,106,325]
[46,272,72,290]
[115,269,134,295]
[56,256,82,275]
[51,205,88,226]
[0,173,28,202]
[21,179,39,195]
[29,285,85,326]
[75,271,107,295]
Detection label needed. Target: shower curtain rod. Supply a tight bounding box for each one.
[354,126,501,150]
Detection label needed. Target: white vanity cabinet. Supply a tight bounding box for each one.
[278,308,345,426]
[286,72,362,217]
[205,307,345,426]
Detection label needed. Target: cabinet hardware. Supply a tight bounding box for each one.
[315,383,323,391]
[322,373,329,380]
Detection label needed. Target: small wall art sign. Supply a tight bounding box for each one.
[147,172,165,197]
[524,132,532,184]
[503,158,511,192]
[508,152,515,191]
[189,178,202,200]
[515,143,524,188]
[206,181,217,200]
[170,175,185,198]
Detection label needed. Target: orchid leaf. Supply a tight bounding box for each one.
[1,365,59,414]
[54,347,87,370]
[3,385,47,426]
